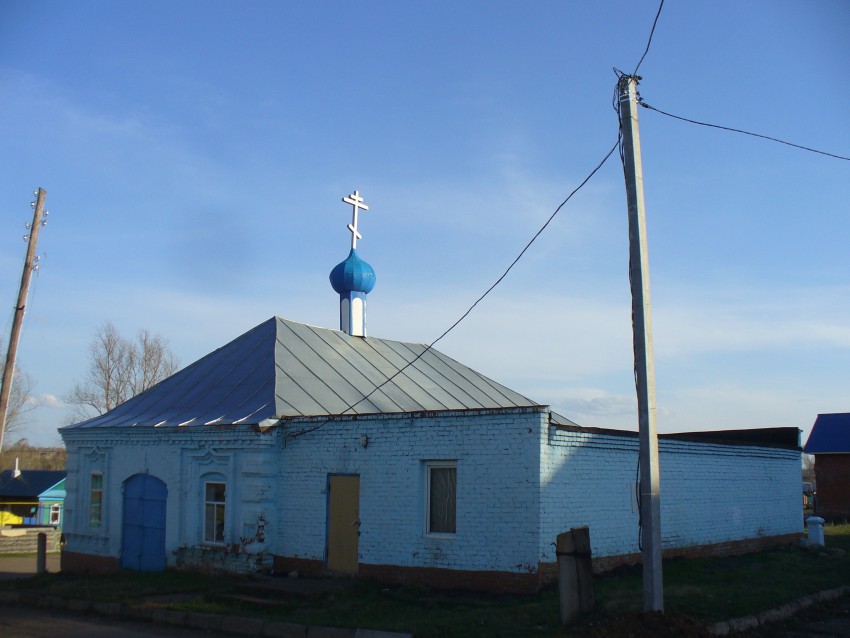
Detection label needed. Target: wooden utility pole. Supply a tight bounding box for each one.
[0,188,47,452]
[618,75,663,612]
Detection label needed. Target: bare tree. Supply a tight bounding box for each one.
[803,453,816,483]
[0,339,37,449]
[66,322,179,420]
[0,439,66,471]
[132,329,177,396]
[5,367,36,433]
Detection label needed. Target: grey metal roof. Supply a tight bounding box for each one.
[62,317,553,430]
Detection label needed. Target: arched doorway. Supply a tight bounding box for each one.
[120,473,167,571]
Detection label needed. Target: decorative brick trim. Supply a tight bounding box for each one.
[61,551,120,574]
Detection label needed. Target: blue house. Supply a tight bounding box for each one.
[38,477,67,527]
[0,467,66,529]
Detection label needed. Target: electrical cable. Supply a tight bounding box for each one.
[633,0,665,77]
[635,458,643,552]
[285,137,622,445]
[17,261,42,352]
[287,0,662,446]
[640,101,850,162]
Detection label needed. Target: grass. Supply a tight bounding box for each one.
[2,524,849,637]
[591,526,850,623]
[686,523,849,617]
[177,582,564,637]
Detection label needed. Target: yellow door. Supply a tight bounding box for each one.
[327,475,360,574]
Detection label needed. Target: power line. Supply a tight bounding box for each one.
[633,0,665,76]
[640,101,850,162]
[287,0,659,445]
[425,137,621,354]
[286,137,622,444]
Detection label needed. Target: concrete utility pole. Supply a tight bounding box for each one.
[0,188,47,452]
[617,75,663,612]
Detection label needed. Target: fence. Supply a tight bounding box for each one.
[0,527,63,553]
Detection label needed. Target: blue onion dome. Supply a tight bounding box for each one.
[329,249,376,294]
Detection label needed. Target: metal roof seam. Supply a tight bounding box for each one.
[281,321,383,415]
[387,340,464,410]
[358,338,447,411]
[307,324,408,413]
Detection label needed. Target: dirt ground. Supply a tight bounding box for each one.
[570,594,850,638]
[737,594,850,638]
[571,611,712,638]
[0,553,61,580]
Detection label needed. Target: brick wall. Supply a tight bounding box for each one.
[540,428,802,563]
[175,545,273,573]
[278,408,548,578]
[61,427,278,568]
[61,411,802,592]
[540,428,638,561]
[359,562,541,594]
[61,550,119,574]
[814,454,850,521]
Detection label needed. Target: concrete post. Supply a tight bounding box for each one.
[36,532,47,574]
[0,188,46,453]
[618,74,664,612]
[557,526,594,624]
[806,516,825,546]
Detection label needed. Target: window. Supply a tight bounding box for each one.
[204,482,226,544]
[89,473,103,528]
[50,504,61,526]
[426,462,456,535]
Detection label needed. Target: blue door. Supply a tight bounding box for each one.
[120,474,167,571]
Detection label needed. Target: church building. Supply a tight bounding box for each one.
[59,192,802,592]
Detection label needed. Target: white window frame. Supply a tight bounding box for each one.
[50,504,61,525]
[425,461,457,538]
[204,481,227,545]
[89,472,103,529]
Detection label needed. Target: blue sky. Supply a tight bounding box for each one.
[1,1,848,448]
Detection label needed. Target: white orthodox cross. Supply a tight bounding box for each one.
[342,190,369,249]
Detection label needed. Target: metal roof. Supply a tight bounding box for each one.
[62,317,554,430]
[804,413,850,454]
[665,427,800,451]
[0,470,66,499]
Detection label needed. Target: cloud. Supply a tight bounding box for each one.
[22,394,64,409]
[370,281,850,390]
[37,394,64,409]
[544,387,637,425]
[653,382,820,441]
[370,281,850,437]
[653,284,850,358]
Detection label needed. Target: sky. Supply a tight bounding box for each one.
[0,1,848,449]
